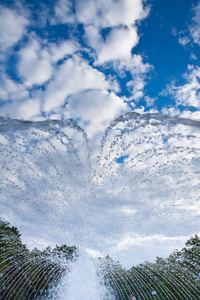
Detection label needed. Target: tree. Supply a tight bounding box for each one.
[0,219,77,299]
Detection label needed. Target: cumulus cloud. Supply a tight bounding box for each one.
[17,38,78,88]
[52,0,149,37]
[0,0,152,127]
[85,25,139,64]
[54,0,75,24]
[0,6,28,55]
[64,89,128,138]
[43,55,110,112]
[0,0,152,141]
[41,56,129,146]
[0,37,80,120]
[76,0,148,28]
[0,98,41,119]
[18,39,53,87]
[78,0,149,64]
[179,110,200,120]
[161,106,181,117]
[0,74,29,102]
[49,40,77,63]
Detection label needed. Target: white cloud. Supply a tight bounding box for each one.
[43,55,110,112]
[161,105,200,122]
[179,110,200,120]
[163,65,200,108]
[0,74,29,102]
[0,6,28,55]
[53,0,149,29]
[53,0,75,24]
[161,106,180,117]
[0,38,79,120]
[84,25,139,63]
[144,95,156,107]
[0,0,152,129]
[190,52,197,60]
[112,54,152,77]
[173,2,200,51]
[189,2,200,46]
[76,0,148,28]
[18,39,53,87]
[126,78,145,100]
[96,26,139,64]
[78,0,149,64]
[0,98,41,119]
[178,36,190,46]
[49,40,77,63]
[112,55,152,101]
[112,233,189,267]
[17,38,77,88]
[106,75,121,93]
[64,89,128,139]
[84,25,102,52]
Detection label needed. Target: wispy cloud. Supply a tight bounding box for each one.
[162,65,200,108]
[163,1,200,116]
[173,1,200,48]
[189,2,200,46]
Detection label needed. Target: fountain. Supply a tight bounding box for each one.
[1,112,200,299]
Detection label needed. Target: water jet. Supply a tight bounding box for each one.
[1,112,200,299]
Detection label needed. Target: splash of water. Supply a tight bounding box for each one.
[1,112,200,298]
[51,250,113,300]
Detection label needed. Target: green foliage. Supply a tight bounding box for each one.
[123,235,200,299]
[1,220,200,300]
[98,255,129,299]
[0,220,77,299]
[97,236,200,299]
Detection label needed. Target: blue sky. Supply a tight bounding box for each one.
[0,0,200,139]
[1,0,200,268]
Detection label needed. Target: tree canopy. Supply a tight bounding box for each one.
[1,219,200,299]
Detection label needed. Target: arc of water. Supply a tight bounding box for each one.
[14,258,62,300]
